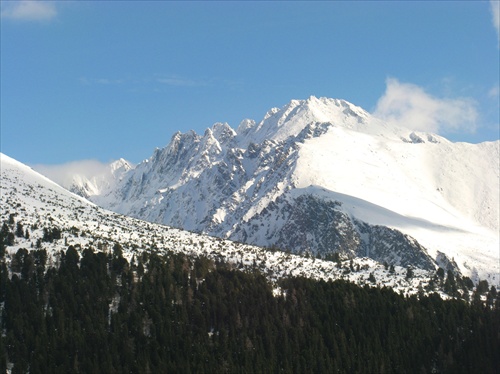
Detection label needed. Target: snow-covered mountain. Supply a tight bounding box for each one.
[1,152,444,294]
[36,96,500,285]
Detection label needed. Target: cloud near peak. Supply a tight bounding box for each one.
[373,78,478,134]
[32,160,111,188]
[1,1,57,22]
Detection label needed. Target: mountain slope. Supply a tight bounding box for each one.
[3,152,442,293]
[36,97,499,285]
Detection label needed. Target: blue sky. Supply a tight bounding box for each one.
[1,1,499,165]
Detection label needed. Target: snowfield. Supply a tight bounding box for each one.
[293,117,499,285]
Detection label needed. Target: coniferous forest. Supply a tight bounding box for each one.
[0,244,499,374]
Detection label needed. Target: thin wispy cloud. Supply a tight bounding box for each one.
[491,0,500,45]
[1,0,57,21]
[79,75,206,89]
[373,78,478,134]
[96,78,124,85]
[157,76,207,87]
[78,77,124,86]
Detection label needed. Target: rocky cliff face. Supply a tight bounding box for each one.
[229,192,436,270]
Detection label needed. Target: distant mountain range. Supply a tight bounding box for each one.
[32,96,499,285]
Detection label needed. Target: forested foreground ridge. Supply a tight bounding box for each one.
[1,246,498,374]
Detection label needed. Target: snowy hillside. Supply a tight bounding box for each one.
[1,152,445,295]
[35,97,500,286]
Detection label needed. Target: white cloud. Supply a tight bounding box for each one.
[373,78,478,134]
[1,1,57,21]
[491,0,500,45]
[33,160,110,188]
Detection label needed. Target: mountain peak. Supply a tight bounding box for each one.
[109,158,134,174]
[211,122,236,144]
[236,96,371,146]
[236,118,256,136]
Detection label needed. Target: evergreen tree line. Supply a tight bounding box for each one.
[0,244,498,374]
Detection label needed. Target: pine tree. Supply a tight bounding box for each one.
[406,266,414,280]
[368,272,376,283]
[476,280,489,295]
[15,222,24,238]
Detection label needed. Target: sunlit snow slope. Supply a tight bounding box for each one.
[291,105,499,284]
